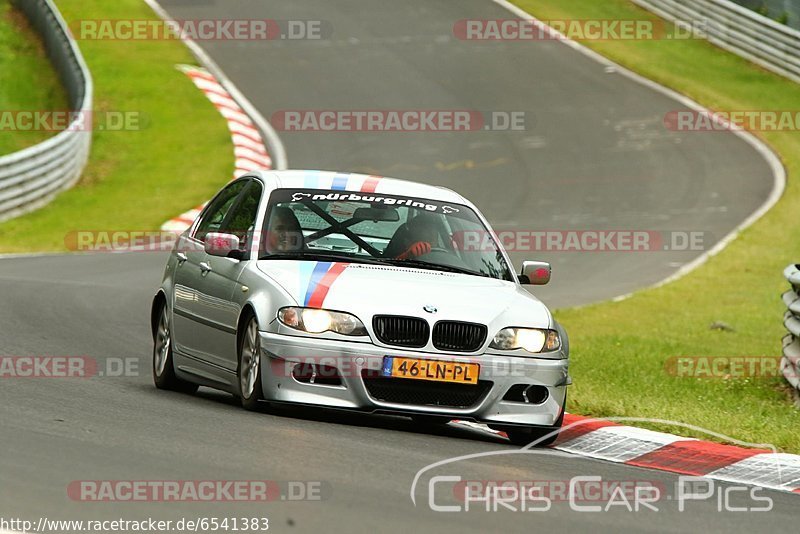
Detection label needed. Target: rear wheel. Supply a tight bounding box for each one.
[152,303,198,394]
[238,315,265,411]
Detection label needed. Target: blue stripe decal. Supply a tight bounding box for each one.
[331,175,349,191]
[304,262,332,306]
[297,262,316,304]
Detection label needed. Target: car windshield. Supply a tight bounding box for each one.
[258,188,514,281]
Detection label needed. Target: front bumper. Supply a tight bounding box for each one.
[259,331,569,427]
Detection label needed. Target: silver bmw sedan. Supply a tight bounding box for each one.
[151,170,569,445]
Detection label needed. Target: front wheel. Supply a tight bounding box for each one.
[412,415,451,427]
[504,425,561,447]
[238,315,265,411]
[502,394,566,447]
[152,303,198,394]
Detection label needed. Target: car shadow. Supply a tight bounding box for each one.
[177,385,510,445]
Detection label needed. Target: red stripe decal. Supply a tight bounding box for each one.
[306,263,349,308]
[361,175,381,193]
[625,440,769,476]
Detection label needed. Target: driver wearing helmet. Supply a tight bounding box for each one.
[396,213,439,260]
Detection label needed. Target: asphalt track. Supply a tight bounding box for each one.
[0,0,792,532]
[158,0,778,309]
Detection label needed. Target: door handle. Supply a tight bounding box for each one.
[176,252,188,264]
[199,262,212,274]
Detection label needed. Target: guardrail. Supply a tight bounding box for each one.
[0,0,92,223]
[782,264,800,394]
[732,0,800,31]
[633,0,800,84]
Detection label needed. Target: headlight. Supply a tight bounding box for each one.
[490,327,561,352]
[278,307,367,336]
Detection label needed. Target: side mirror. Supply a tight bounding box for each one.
[204,232,242,259]
[519,260,551,285]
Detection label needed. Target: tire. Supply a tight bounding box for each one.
[152,303,198,394]
[412,415,451,427]
[237,314,265,411]
[503,394,566,447]
[505,425,560,447]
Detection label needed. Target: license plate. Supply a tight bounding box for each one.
[382,356,479,385]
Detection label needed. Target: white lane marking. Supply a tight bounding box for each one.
[492,0,786,303]
[0,252,75,259]
[143,0,288,170]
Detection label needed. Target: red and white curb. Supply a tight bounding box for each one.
[160,65,272,234]
[453,414,800,495]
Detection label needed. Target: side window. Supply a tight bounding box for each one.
[194,181,247,242]
[220,181,263,250]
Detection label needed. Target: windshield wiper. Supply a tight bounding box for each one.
[258,251,385,265]
[377,258,489,278]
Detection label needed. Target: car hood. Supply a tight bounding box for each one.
[256,260,552,328]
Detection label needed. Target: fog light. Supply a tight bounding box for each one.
[522,385,549,405]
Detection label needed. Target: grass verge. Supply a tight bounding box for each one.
[513,0,800,451]
[0,0,233,251]
[0,0,67,154]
